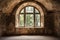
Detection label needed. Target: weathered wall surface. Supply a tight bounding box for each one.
[0,0,53,14]
[0,0,60,37]
[54,13,60,37]
[51,0,60,37]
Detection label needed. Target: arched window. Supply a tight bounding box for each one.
[15,2,44,28]
[18,6,41,28]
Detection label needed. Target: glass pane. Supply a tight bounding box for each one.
[26,14,34,27]
[26,6,34,13]
[35,9,39,13]
[19,14,24,26]
[35,14,40,27]
[21,9,24,13]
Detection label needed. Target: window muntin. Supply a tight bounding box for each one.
[19,6,41,28]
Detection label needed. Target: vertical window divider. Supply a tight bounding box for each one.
[24,8,26,28]
[34,7,35,28]
[39,12,41,27]
[18,14,20,27]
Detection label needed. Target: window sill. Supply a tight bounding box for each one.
[15,27,44,28]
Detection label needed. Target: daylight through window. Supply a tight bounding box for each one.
[19,6,41,28]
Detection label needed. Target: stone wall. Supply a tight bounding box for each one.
[54,12,60,37]
[0,10,6,36]
[51,0,60,37]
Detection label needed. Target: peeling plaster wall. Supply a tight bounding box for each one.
[0,0,53,14]
[51,0,60,37]
[54,13,60,37]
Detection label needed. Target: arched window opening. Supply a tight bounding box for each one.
[15,2,44,28]
[18,6,41,28]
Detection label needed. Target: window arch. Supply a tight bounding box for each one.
[15,2,44,28]
[19,6,41,28]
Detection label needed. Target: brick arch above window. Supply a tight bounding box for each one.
[15,2,44,28]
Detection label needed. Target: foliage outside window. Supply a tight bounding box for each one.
[19,6,41,28]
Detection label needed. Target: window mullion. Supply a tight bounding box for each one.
[39,12,41,27]
[24,8,26,27]
[34,7,35,28]
[18,14,20,27]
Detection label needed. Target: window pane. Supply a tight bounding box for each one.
[21,9,24,13]
[35,9,39,13]
[35,14,40,27]
[19,14,24,26]
[26,6,34,13]
[26,14,34,27]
